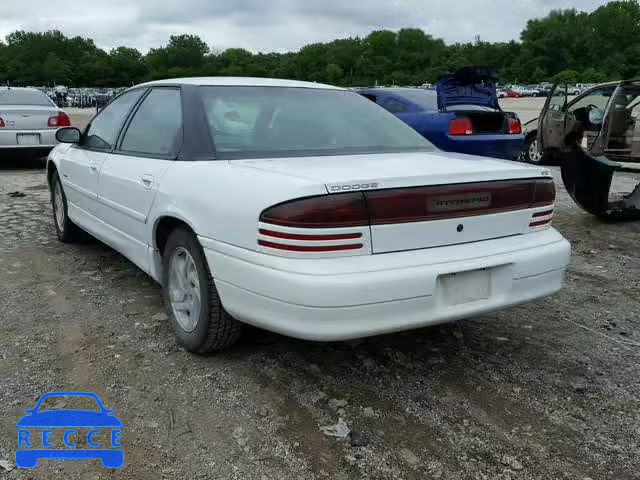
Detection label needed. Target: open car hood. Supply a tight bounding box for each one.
[436,66,500,111]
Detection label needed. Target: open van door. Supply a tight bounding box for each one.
[537,81,568,151]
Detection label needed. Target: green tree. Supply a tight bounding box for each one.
[109,47,147,85]
[1,2,639,87]
[42,52,71,84]
[554,69,580,84]
[165,34,209,68]
[324,63,344,84]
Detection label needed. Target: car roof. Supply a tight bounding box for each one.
[355,87,430,93]
[137,77,344,90]
[0,86,44,93]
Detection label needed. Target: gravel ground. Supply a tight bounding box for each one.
[0,110,639,480]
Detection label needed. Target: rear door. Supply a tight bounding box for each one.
[537,81,568,151]
[96,87,183,271]
[59,88,145,216]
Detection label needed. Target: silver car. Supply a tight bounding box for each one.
[0,87,70,157]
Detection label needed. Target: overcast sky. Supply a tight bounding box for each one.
[0,0,607,53]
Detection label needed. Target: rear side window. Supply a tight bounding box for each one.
[120,88,182,156]
[382,98,409,114]
[394,90,438,110]
[82,89,145,150]
[0,89,53,106]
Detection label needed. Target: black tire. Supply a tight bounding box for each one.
[161,226,242,353]
[521,133,546,165]
[51,170,86,243]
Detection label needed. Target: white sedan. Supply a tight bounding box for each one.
[0,87,70,157]
[46,77,571,353]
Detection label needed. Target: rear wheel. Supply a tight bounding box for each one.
[51,170,86,242]
[162,226,242,353]
[521,134,546,165]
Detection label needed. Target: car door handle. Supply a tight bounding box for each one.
[140,174,154,189]
[89,163,98,172]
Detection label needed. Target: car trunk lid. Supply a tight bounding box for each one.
[436,66,500,111]
[238,151,554,253]
[0,105,61,130]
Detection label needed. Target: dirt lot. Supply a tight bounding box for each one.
[0,110,639,480]
[499,97,548,125]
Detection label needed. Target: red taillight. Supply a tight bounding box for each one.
[257,240,364,252]
[259,193,368,228]
[508,117,522,134]
[532,179,555,206]
[366,180,541,224]
[0,117,4,128]
[260,179,556,229]
[532,209,554,218]
[449,117,473,135]
[48,112,71,128]
[529,218,552,228]
[259,229,362,241]
[258,179,557,253]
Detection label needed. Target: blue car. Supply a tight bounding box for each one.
[16,391,123,468]
[355,67,524,160]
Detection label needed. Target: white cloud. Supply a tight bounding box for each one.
[0,0,607,52]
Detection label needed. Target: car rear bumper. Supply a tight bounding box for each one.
[0,129,58,148]
[200,228,570,341]
[443,134,524,160]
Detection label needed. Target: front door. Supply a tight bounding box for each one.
[537,81,568,151]
[59,88,146,217]
[96,87,183,271]
[59,147,107,216]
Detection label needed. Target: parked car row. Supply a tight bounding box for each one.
[26,86,128,109]
[45,76,570,352]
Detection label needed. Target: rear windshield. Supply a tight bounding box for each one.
[200,86,435,159]
[0,89,53,106]
[393,89,438,110]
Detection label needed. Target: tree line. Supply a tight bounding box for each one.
[0,0,638,88]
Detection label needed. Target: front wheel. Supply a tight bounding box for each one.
[51,170,86,242]
[162,226,242,353]
[521,135,546,165]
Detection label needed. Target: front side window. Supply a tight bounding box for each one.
[120,88,182,156]
[200,86,434,158]
[568,86,617,125]
[82,89,145,150]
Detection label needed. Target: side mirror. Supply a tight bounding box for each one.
[55,127,81,144]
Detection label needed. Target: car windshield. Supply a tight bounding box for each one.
[37,395,101,412]
[200,86,435,159]
[0,89,52,106]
